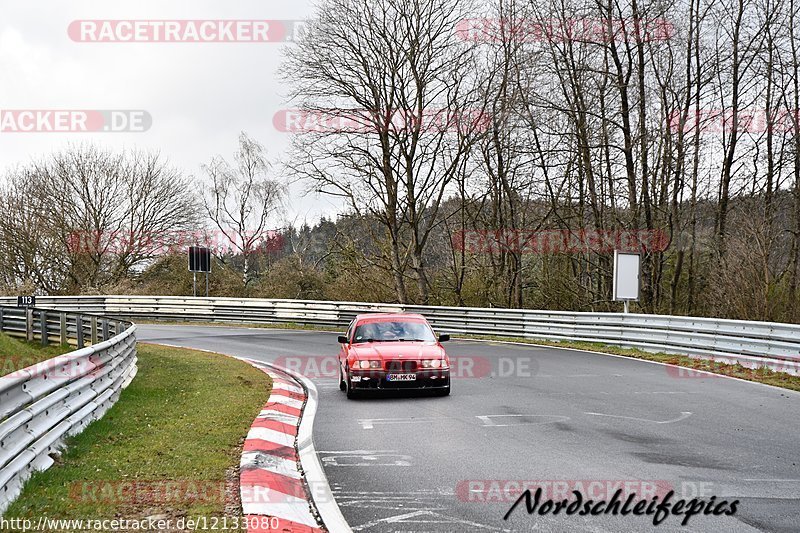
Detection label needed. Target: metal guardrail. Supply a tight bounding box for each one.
[3,295,798,374]
[0,306,137,515]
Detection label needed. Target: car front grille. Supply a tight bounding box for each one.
[384,360,417,372]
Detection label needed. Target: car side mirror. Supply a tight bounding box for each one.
[438,334,450,342]
[337,335,349,344]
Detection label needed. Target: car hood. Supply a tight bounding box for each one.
[350,341,445,360]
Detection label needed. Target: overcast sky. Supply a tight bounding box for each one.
[0,0,344,224]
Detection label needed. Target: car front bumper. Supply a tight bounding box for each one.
[349,369,450,390]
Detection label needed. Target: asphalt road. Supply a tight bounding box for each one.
[137,325,800,533]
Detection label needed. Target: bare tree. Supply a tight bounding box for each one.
[202,132,285,287]
[283,0,484,304]
[0,167,67,293]
[0,144,200,293]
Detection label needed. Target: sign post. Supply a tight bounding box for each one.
[188,246,211,297]
[613,251,640,313]
[18,296,36,341]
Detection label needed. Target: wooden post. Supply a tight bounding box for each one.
[76,315,84,348]
[40,310,48,346]
[60,313,67,345]
[26,308,33,342]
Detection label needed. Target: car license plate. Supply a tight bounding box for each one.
[386,373,416,381]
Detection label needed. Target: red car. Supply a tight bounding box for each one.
[337,313,451,398]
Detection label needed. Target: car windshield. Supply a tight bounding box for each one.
[353,320,436,343]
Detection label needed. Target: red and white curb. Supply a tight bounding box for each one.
[240,359,351,533]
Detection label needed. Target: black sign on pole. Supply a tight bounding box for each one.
[188,246,211,297]
[17,295,35,307]
[188,246,211,273]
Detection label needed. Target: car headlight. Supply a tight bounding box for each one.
[422,359,446,368]
[356,360,380,369]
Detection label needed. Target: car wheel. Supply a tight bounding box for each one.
[345,368,359,399]
[338,364,346,391]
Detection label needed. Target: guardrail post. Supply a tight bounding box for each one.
[60,313,67,345]
[91,317,98,345]
[40,310,49,346]
[26,307,34,342]
[76,315,84,349]
[101,319,109,341]
[0,307,4,332]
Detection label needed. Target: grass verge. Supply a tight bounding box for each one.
[0,332,72,377]
[4,343,271,530]
[138,319,800,392]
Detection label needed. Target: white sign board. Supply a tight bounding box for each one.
[613,251,640,301]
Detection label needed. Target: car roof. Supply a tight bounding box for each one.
[353,312,427,322]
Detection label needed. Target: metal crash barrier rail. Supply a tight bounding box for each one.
[2,295,798,374]
[0,306,137,515]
